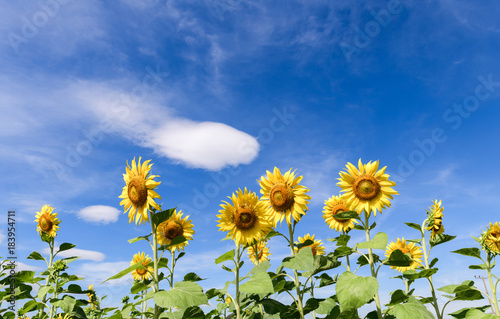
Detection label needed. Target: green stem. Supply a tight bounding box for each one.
[288,222,305,319]
[487,253,500,315]
[38,239,54,319]
[421,222,442,319]
[364,212,382,319]
[234,244,242,319]
[150,214,160,319]
[170,250,176,313]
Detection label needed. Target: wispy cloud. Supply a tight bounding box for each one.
[42,247,106,262]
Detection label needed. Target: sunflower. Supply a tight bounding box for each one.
[482,222,500,255]
[323,195,359,232]
[87,284,98,309]
[294,234,325,257]
[156,210,195,251]
[34,205,61,238]
[259,167,310,226]
[248,241,271,265]
[385,238,423,273]
[425,200,444,238]
[217,188,274,246]
[131,252,153,281]
[337,159,398,217]
[119,157,162,225]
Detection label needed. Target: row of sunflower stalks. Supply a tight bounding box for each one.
[2,158,500,319]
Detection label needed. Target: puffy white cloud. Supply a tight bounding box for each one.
[42,247,105,262]
[77,205,120,224]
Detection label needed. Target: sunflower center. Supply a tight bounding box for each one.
[332,204,348,224]
[353,175,380,200]
[128,177,148,206]
[235,207,256,230]
[39,214,53,232]
[400,247,410,254]
[270,184,294,211]
[162,222,184,240]
[136,266,148,276]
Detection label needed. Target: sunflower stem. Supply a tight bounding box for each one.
[288,222,305,319]
[150,214,160,319]
[421,222,442,319]
[364,212,383,319]
[486,253,500,315]
[169,249,176,313]
[38,239,54,319]
[234,243,242,319]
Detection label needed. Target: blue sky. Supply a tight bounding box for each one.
[1,0,500,316]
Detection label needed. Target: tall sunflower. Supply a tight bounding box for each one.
[119,157,162,225]
[156,210,195,252]
[385,238,423,273]
[217,188,274,246]
[482,222,500,255]
[294,234,325,257]
[87,284,98,309]
[248,241,271,265]
[425,199,444,238]
[130,252,153,281]
[337,159,398,217]
[323,195,359,232]
[259,167,310,226]
[34,204,61,238]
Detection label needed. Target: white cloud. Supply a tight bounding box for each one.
[0,231,4,245]
[42,247,105,262]
[77,205,120,224]
[76,261,132,286]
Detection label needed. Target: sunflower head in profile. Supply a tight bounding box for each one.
[425,199,444,238]
[259,167,310,226]
[87,284,98,309]
[247,241,271,265]
[337,159,398,217]
[131,252,153,281]
[385,238,423,273]
[156,210,194,252]
[323,194,359,232]
[119,157,162,225]
[294,234,325,257]
[34,205,61,238]
[481,222,500,255]
[217,188,274,246]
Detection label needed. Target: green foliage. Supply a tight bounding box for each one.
[153,281,208,308]
[336,271,379,311]
[356,232,388,250]
[388,297,434,319]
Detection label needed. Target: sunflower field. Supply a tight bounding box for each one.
[2,158,500,319]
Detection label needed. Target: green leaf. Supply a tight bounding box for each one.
[315,298,336,315]
[167,235,186,248]
[250,260,270,274]
[469,264,488,270]
[27,251,46,261]
[128,235,150,244]
[465,309,500,319]
[240,272,274,295]
[385,249,412,267]
[204,288,222,300]
[282,247,315,271]
[429,257,439,268]
[356,232,388,250]
[405,222,422,232]
[37,286,51,300]
[389,297,434,319]
[151,208,176,227]
[18,300,39,315]
[131,282,149,294]
[102,261,145,283]
[452,248,482,259]
[450,306,491,319]
[454,284,484,301]
[430,234,456,247]
[333,211,359,220]
[52,295,76,313]
[153,281,208,308]
[215,249,235,264]
[264,230,280,240]
[387,289,409,306]
[16,271,36,283]
[295,239,314,250]
[58,243,76,252]
[259,299,288,315]
[183,272,205,282]
[334,246,354,258]
[337,234,351,246]
[317,273,336,288]
[336,271,379,310]
[66,284,85,294]
[181,306,205,319]
[304,254,341,277]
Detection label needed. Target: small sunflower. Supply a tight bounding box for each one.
[323,194,359,232]
[248,241,271,265]
[217,188,274,246]
[259,167,311,226]
[131,252,153,281]
[294,234,325,257]
[337,159,398,217]
[119,157,162,225]
[34,205,61,238]
[385,238,423,273]
[482,222,500,255]
[87,284,98,309]
[156,210,195,251]
[425,200,444,238]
